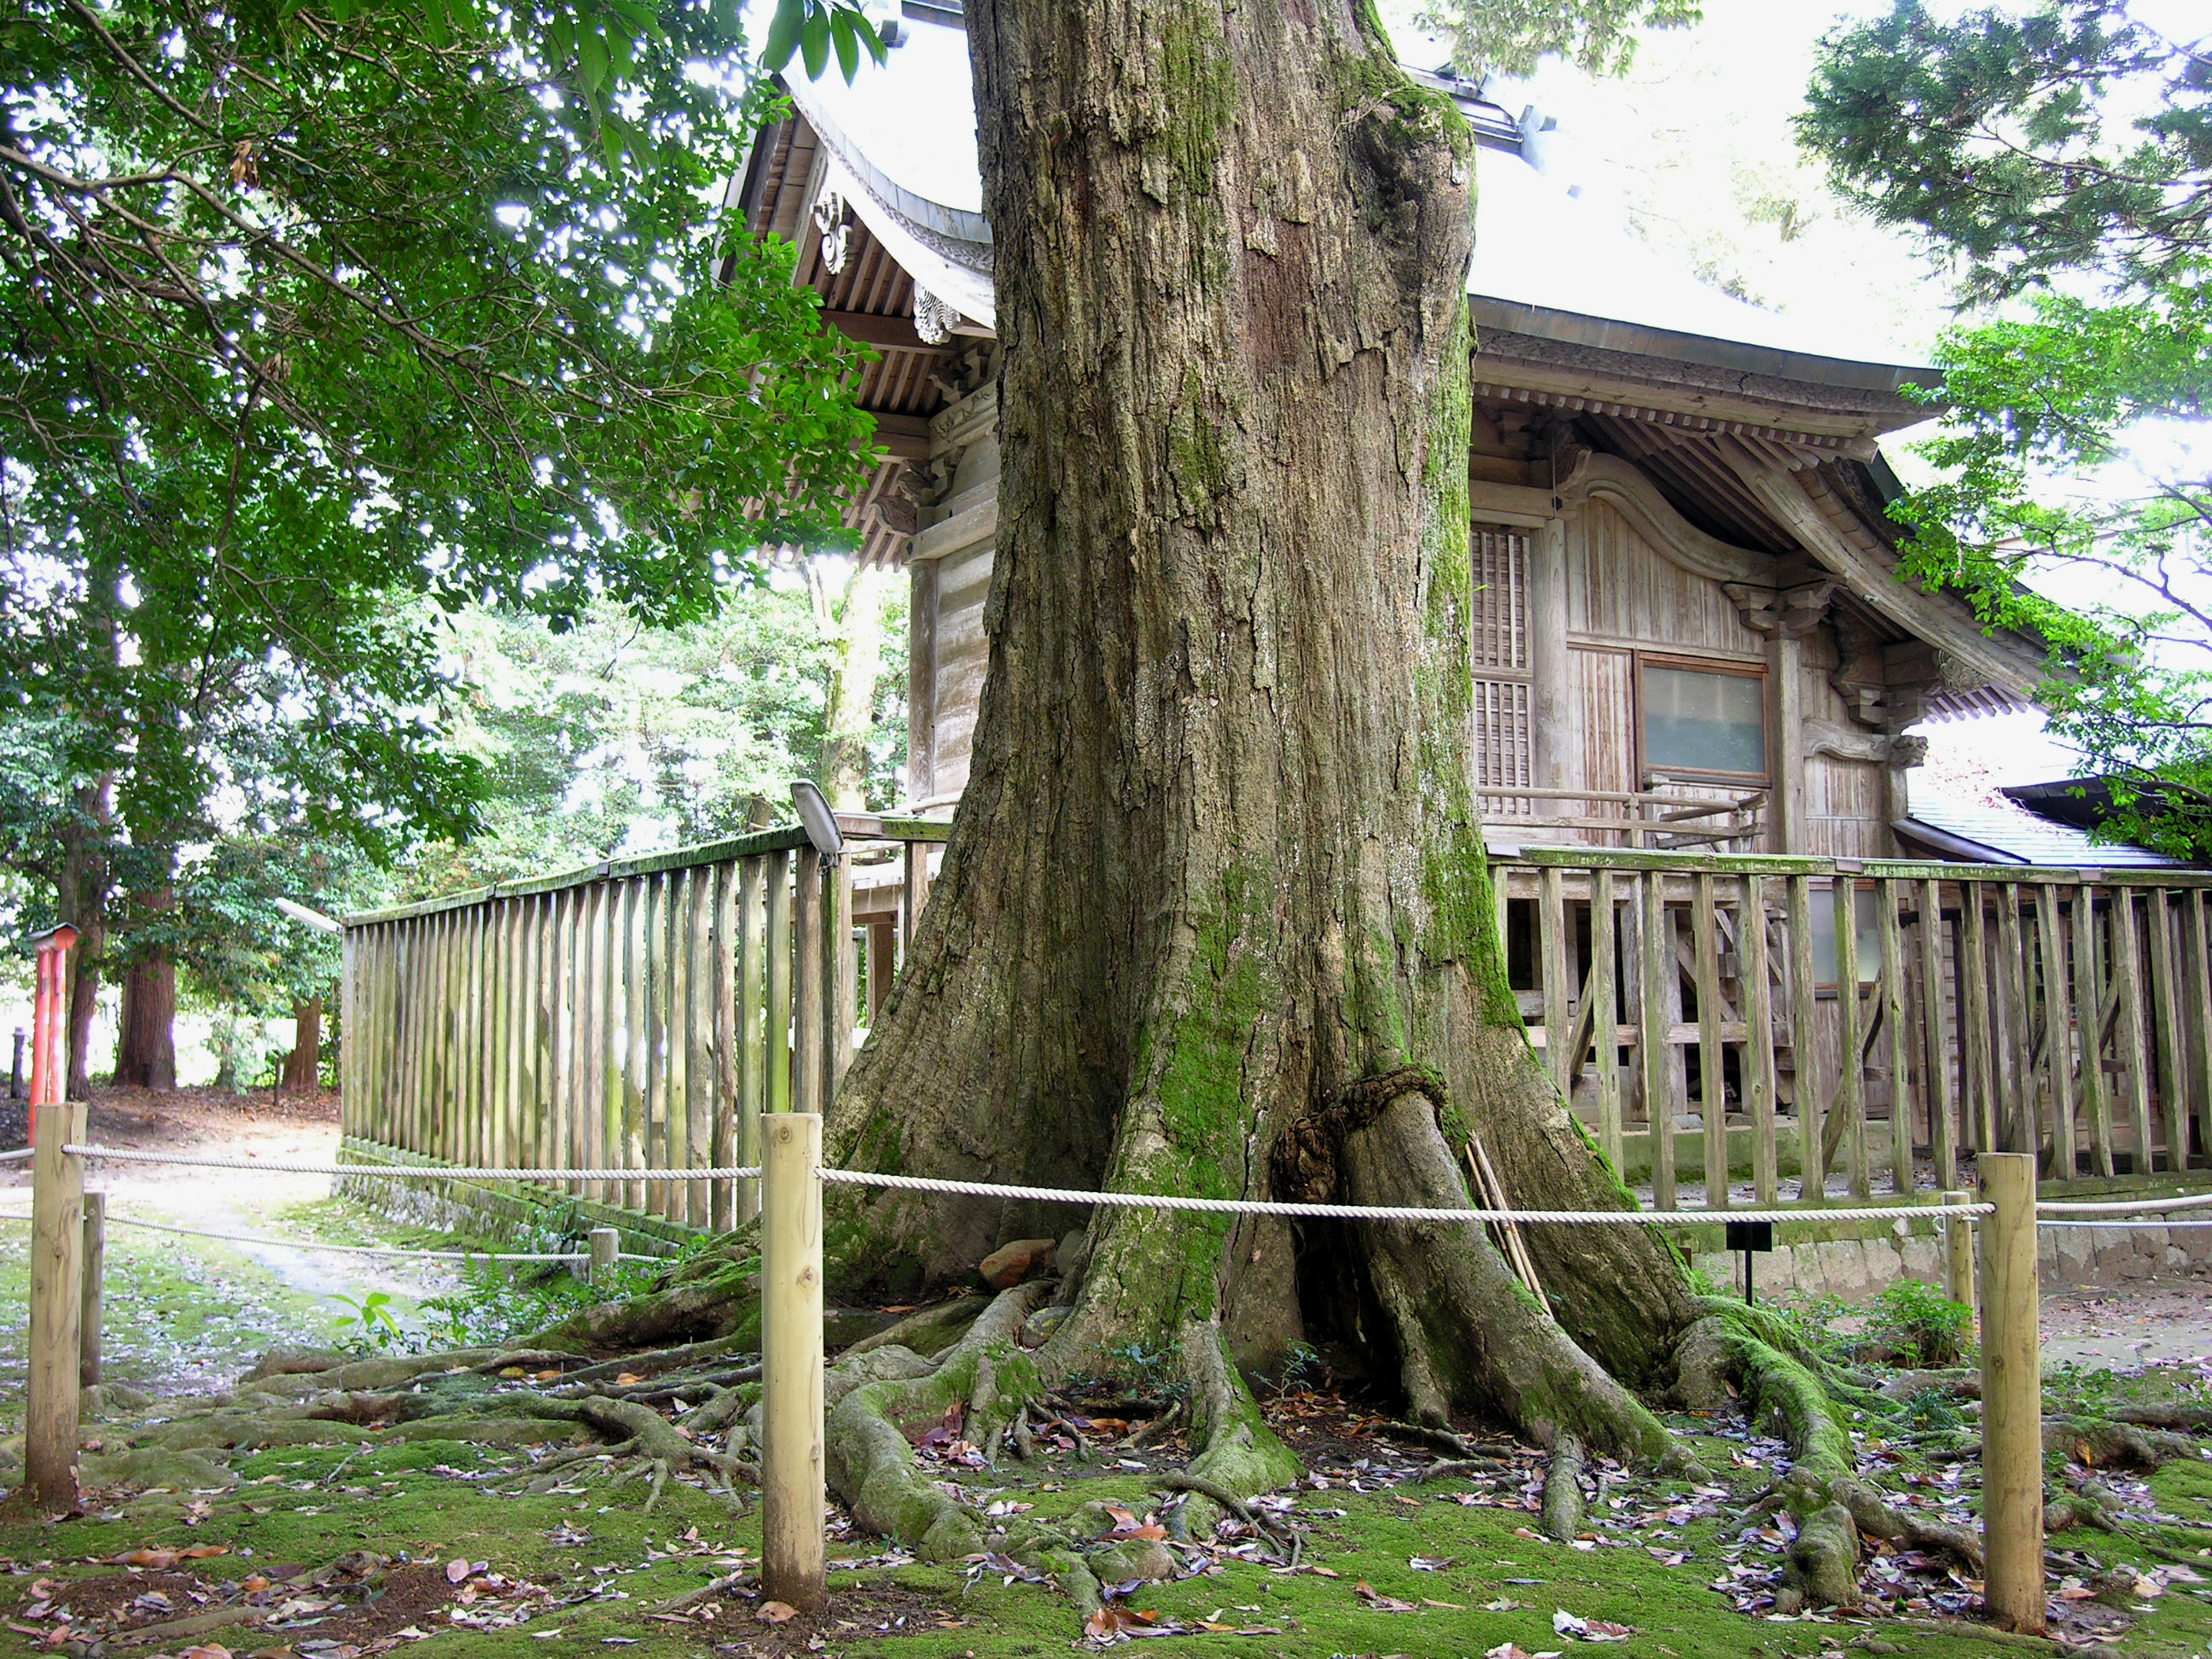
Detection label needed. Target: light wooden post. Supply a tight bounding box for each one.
[1978,1152,2044,1635]
[588,1227,620,1285]
[761,1111,825,1611]
[793,849,824,1117]
[79,1190,105,1388]
[26,1092,86,1507]
[1941,1188,1976,1323]
[1592,869,1622,1175]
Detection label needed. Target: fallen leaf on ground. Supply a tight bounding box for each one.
[445,1558,471,1585]
[757,1602,799,1626]
[1083,1606,1164,1638]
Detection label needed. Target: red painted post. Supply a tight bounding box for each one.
[26,925,78,1144]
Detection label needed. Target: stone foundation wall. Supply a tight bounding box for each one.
[1693,1214,2212,1303]
[335,1136,696,1257]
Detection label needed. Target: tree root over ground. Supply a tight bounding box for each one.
[1673,1299,1985,1612]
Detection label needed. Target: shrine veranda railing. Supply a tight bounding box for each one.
[1498,849,2212,1209]
[339,836,2212,1228]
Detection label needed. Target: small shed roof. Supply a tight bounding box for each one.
[1897,786,2183,869]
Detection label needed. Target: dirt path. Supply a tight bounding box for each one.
[0,1085,477,1353]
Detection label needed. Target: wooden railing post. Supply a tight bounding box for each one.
[79,1190,105,1388]
[26,1088,85,1507]
[794,848,824,1117]
[588,1227,620,1285]
[1978,1153,2044,1634]
[1941,1187,1976,1324]
[761,1111,825,1610]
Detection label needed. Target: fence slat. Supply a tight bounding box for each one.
[1917,880,1956,1187]
[830,857,856,1105]
[1692,876,1726,1209]
[1996,883,2032,1155]
[2190,891,2212,1174]
[740,854,768,1225]
[687,869,713,1228]
[795,849,824,1118]
[1741,874,1778,1206]
[658,872,684,1222]
[624,878,649,1213]
[1877,879,1911,1197]
[1541,866,1572,1097]
[1835,880,1868,1199]
[2075,887,2116,1178]
[714,862,740,1232]
[1959,886,1994,1154]
[2036,883,2077,1182]
[1639,870,1674,1210]
[1785,875,1821,1202]
[2147,888,2186,1175]
[767,850,795,1117]
[2110,888,2155,1174]
[1592,869,1622,1176]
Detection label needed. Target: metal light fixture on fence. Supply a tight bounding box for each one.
[790,779,844,865]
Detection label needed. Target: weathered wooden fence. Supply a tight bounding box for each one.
[341,832,2209,1230]
[1497,850,2212,1209]
[338,818,947,1231]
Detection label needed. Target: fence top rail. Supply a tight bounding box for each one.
[1491,847,2211,885]
[342,814,956,928]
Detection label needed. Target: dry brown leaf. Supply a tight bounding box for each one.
[757,1601,799,1626]
[445,1558,471,1586]
[614,1372,642,1387]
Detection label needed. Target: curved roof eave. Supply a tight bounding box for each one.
[1468,295,1940,399]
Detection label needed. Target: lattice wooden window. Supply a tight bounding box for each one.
[1471,528,1529,673]
[1473,679,1533,805]
[1471,527,1532,802]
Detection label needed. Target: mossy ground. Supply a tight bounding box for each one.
[6,1218,2212,1656]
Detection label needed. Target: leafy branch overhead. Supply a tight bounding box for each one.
[1802,2,2212,858]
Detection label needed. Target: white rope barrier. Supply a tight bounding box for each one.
[2036,1218,2212,1231]
[63,1144,760,1181]
[102,1213,592,1261]
[0,1147,32,1163]
[2037,1189,2212,1217]
[818,1167,1993,1225]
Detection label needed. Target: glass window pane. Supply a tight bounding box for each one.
[1810,885,1882,988]
[1643,666,1766,776]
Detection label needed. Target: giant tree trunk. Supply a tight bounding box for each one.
[824,0,1695,1491]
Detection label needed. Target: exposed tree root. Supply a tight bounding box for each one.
[1540,1433,1586,1541]
[1684,1305,1983,1610]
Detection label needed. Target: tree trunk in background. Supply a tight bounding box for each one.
[824,0,1691,1482]
[115,881,180,1090]
[114,950,178,1090]
[282,996,323,1093]
[59,776,113,1102]
[812,558,891,809]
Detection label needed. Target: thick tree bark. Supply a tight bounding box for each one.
[822,0,1695,1494]
[282,996,323,1093]
[59,776,114,1102]
[115,881,181,1091]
